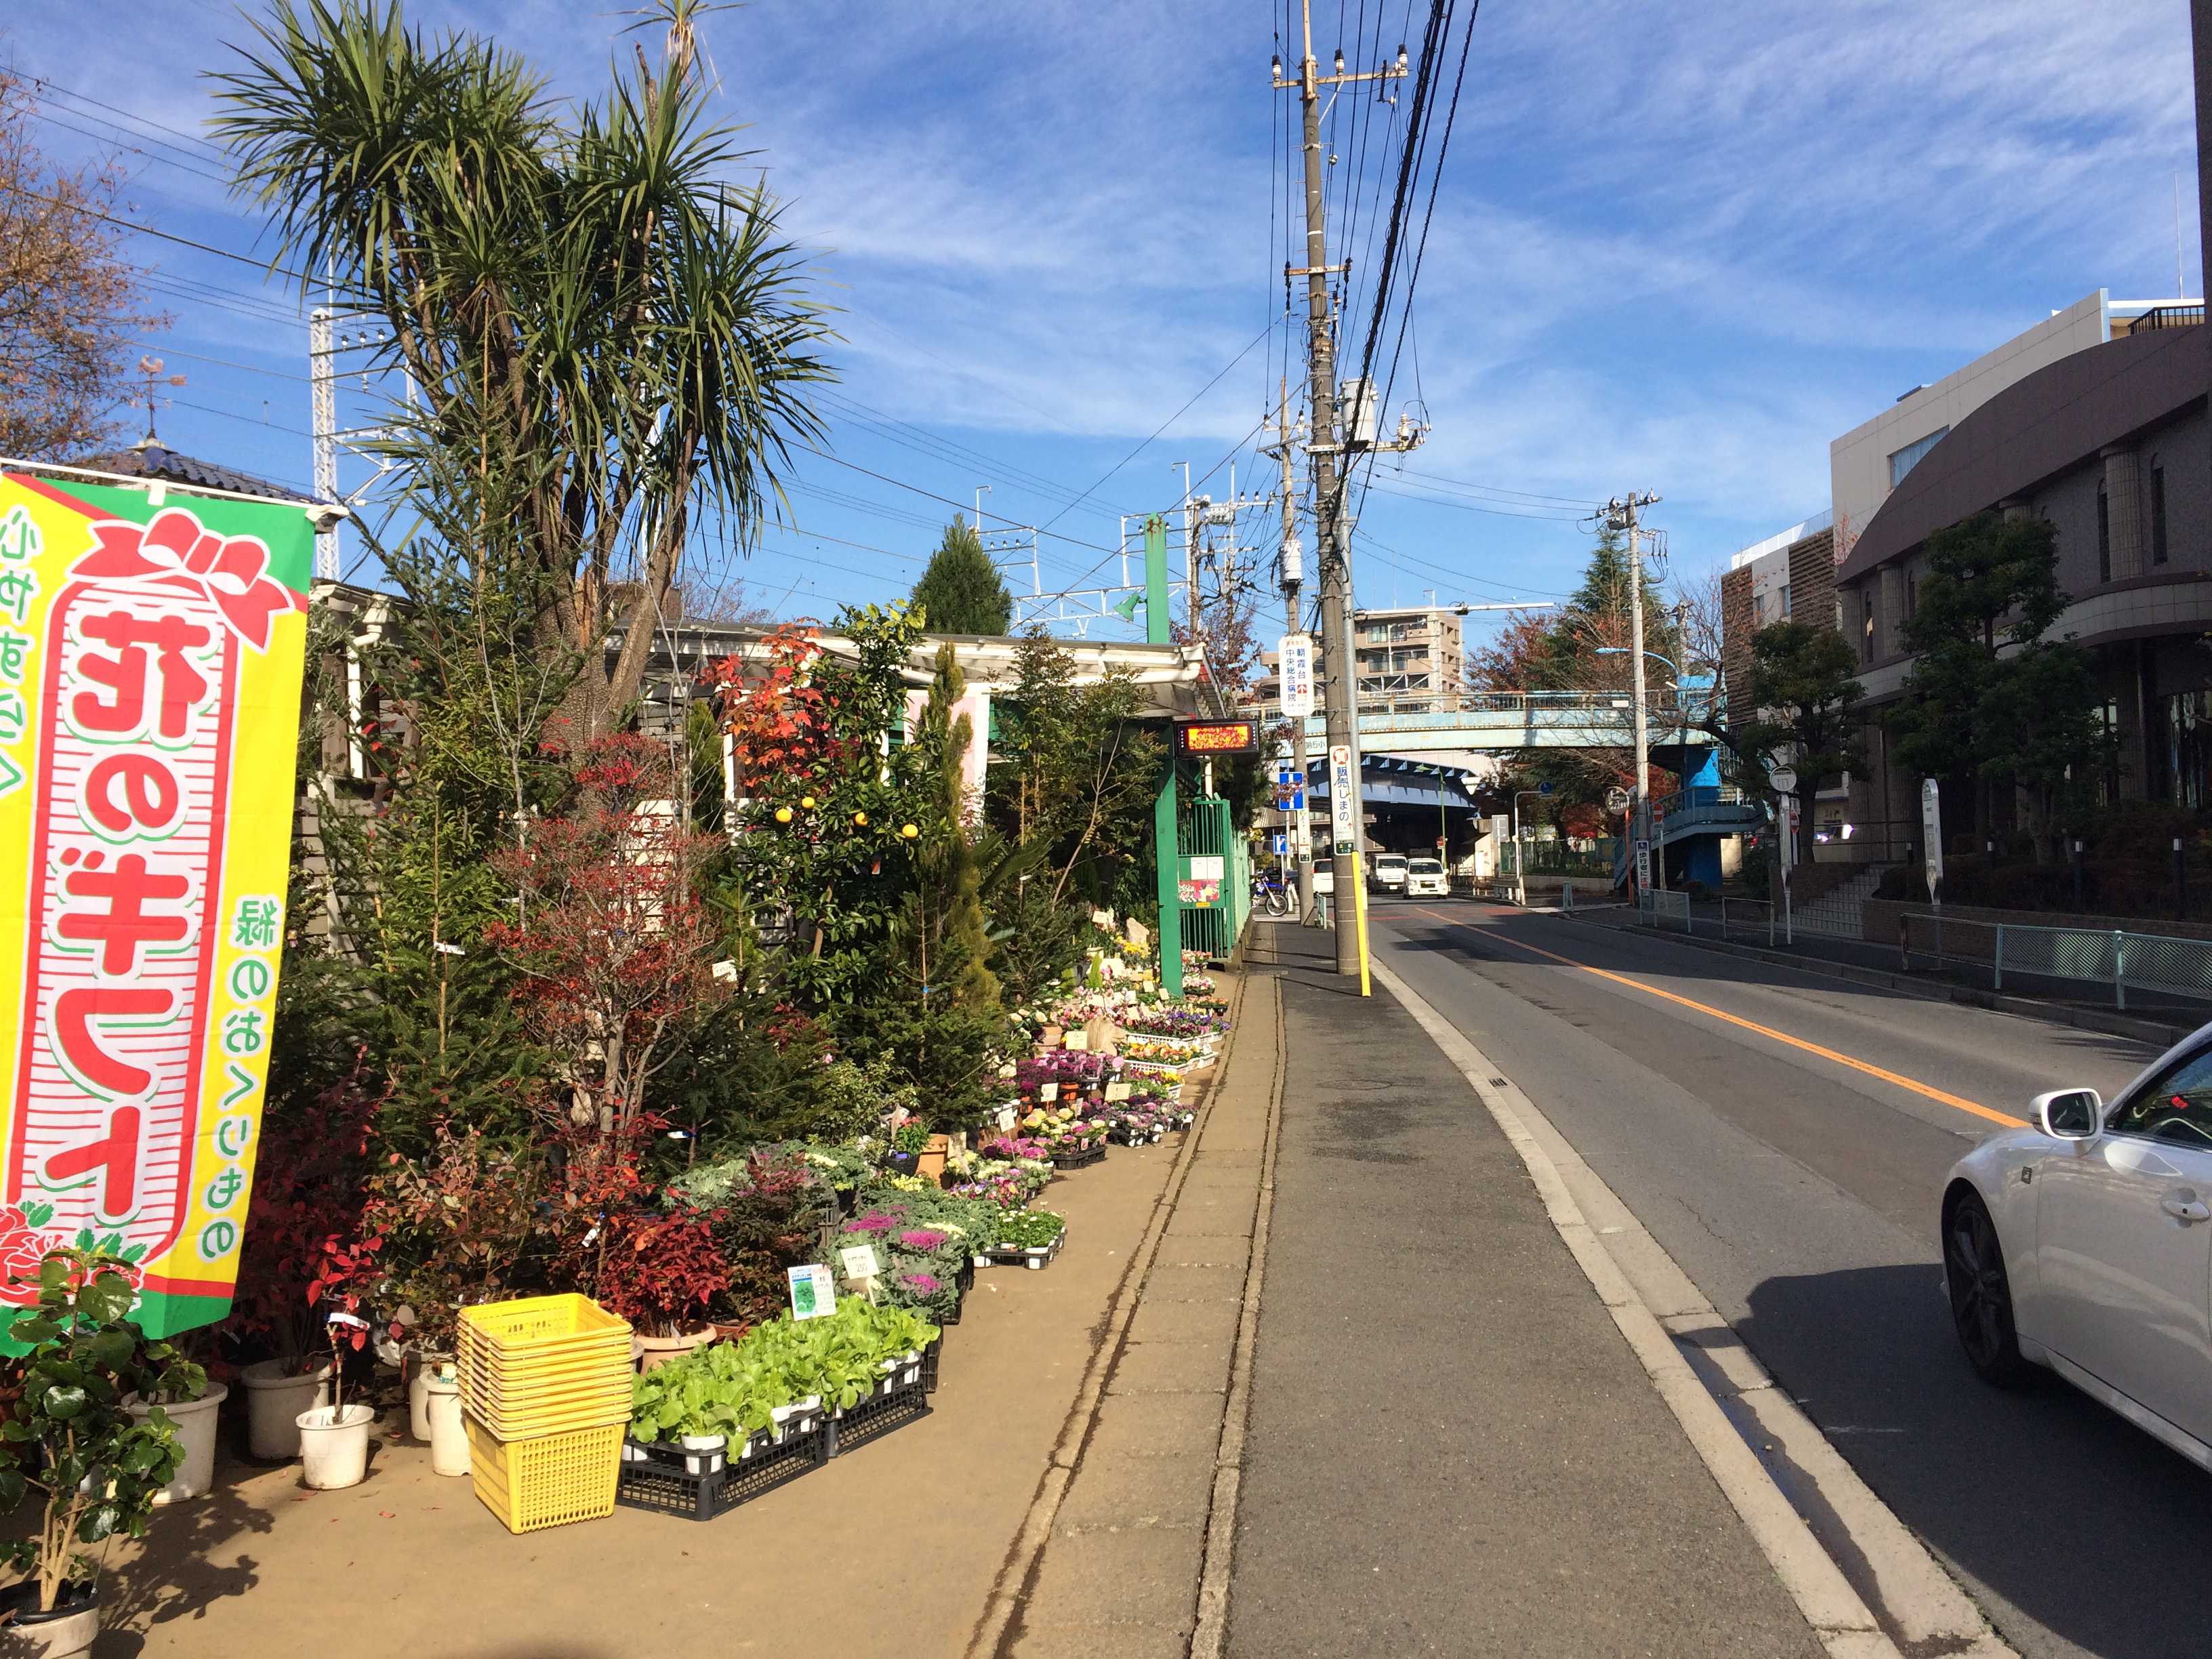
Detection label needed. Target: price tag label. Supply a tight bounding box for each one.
[1065,1031,1090,1052]
[840,1244,881,1282]
[786,1263,837,1321]
[996,1105,1017,1132]
[1040,1082,1059,1102]
[1105,1082,1132,1101]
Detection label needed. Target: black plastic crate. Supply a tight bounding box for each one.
[827,1375,932,1458]
[986,1229,1065,1270]
[920,1336,941,1393]
[1050,1143,1105,1171]
[615,1422,826,1521]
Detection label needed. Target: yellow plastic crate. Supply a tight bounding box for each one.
[464,1415,623,1534]
[459,1367,634,1440]
[458,1295,631,1366]
[456,1347,634,1396]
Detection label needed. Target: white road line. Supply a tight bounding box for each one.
[1373,957,2020,1659]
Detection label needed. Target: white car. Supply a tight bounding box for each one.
[1370,853,1408,893]
[1944,1023,2212,1470]
[1404,857,1448,897]
[1310,858,1334,896]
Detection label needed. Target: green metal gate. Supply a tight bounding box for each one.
[1176,794,1250,960]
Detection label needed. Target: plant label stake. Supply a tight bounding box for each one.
[786,1263,836,1322]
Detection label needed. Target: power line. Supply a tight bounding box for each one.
[21,107,236,189]
[1391,466,1600,507]
[0,180,319,284]
[24,75,232,161]
[125,341,310,382]
[1363,479,1590,523]
[803,450,1123,558]
[1035,318,1274,535]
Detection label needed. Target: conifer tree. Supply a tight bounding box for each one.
[910,517,1015,634]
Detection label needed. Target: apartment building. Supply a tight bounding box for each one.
[1351,604,1466,701]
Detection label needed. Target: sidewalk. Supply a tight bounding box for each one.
[1221,924,1828,1656]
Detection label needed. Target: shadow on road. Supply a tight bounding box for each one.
[1743,1263,2209,1659]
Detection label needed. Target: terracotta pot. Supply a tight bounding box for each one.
[125,1381,228,1503]
[916,1134,950,1182]
[0,1581,98,1659]
[633,1328,716,1373]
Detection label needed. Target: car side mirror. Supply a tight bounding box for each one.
[2032,1088,2102,1141]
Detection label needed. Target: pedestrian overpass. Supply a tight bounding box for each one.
[1252,691,1701,756]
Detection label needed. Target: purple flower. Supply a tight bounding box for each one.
[901,1271,941,1293]
[845,1212,897,1234]
[899,1229,948,1251]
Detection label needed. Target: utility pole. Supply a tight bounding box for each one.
[1269,381,1318,919]
[310,304,340,579]
[1275,9,1406,983]
[1607,492,1662,893]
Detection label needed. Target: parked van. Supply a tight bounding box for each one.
[1371,853,1409,894]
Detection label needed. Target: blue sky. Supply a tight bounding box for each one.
[5,0,2200,653]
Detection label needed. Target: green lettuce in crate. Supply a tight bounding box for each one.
[633,1299,943,1436]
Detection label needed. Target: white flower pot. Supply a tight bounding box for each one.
[125,1381,228,1503]
[0,1582,98,1658]
[241,1359,331,1460]
[406,1353,452,1441]
[424,1374,469,1477]
[680,1433,725,1475]
[295,1403,375,1490]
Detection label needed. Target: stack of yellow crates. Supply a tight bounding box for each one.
[456,1294,633,1533]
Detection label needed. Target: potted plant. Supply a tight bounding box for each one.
[596,1212,727,1371]
[294,1237,385,1492]
[121,1328,226,1506]
[0,1249,204,1658]
[224,1080,378,1458]
[884,1121,930,1176]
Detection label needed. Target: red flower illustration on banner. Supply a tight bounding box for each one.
[75,508,303,651]
[0,1204,64,1305]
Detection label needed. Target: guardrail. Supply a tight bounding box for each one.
[1250,689,1694,722]
[1637,888,1692,931]
[1902,914,2212,1012]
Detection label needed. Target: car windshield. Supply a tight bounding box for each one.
[1376,856,1406,867]
[1408,860,1442,874]
[1313,860,1332,875]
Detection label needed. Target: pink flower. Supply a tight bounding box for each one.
[898,1229,947,1252]
[901,1272,941,1294]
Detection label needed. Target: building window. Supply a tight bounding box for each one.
[2097,483,2111,583]
[2169,690,2212,810]
[2152,462,2169,566]
[1861,591,1878,662]
[1889,427,1950,489]
[2098,697,2122,806]
[1778,583,1791,619]
[1906,573,1917,619]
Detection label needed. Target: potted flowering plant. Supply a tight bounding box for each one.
[595,1212,728,1370]
[295,1232,387,1491]
[0,1250,204,1658]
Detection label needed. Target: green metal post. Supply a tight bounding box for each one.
[1145,513,1182,996]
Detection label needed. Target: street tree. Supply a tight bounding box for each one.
[213,0,832,736]
[1737,620,1864,855]
[909,516,1013,634]
[0,70,170,457]
[1891,511,2100,851]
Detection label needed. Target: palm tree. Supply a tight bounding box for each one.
[211,0,834,734]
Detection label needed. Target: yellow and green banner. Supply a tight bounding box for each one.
[0,470,312,1344]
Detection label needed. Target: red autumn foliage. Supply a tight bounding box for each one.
[487,733,727,1138]
[592,1209,729,1337]
[705,624,846,794]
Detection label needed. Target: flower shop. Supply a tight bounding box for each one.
[0,464,1262,1656]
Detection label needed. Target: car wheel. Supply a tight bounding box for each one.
[1944,1189,2030,1387]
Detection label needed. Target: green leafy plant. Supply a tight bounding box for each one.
[994,1210,1065,1251]
[628,1296,939,1441]
[0,1250,205,1615]
[890,1122,930,1155]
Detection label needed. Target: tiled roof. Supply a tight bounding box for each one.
[67,443,322,506]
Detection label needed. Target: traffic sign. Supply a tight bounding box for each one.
[1767,765,1798,795]
[1635,839,1652,887]
[1605,786,1630,813]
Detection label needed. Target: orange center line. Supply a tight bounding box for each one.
[1408,907,2027,1130]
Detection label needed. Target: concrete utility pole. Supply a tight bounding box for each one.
[1608,492,1662,892]
[1275,6,1406,981]
[1269,382,1318,920]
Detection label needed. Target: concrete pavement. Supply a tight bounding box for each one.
[1221,924,1829,1658]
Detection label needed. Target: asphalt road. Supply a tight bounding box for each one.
[1365,896,2200,1659]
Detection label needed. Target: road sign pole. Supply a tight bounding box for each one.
[1145,515,1182,998]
